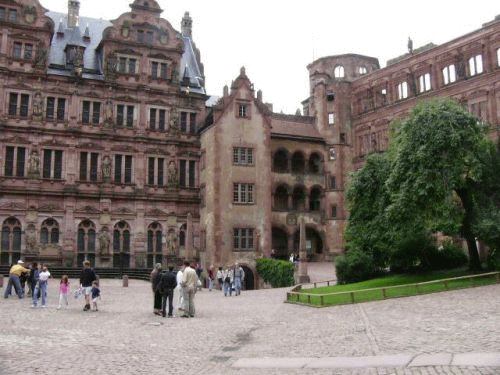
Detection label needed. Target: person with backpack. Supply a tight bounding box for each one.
[158,266,177,317]
[80,260,97,311]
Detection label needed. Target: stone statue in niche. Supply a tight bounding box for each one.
[28,150,40,178]
[169,108,178,132]
[32,91,43,119]
[167,231,177,254]
[102,156,111,181]
[167,161,178,189]
[98,227,110,256]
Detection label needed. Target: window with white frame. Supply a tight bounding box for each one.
[179,159,196,188]
[180,111,197,133]
[328,112,335,125]
[233,228,254,251]
[117,55,137,74]
[442,64,456,85]
[233,147,253,166]
[358,66,367,75]
[418,73,431,93]
[114,154,133,184]
[238,103,249,118]
[151,60,168,79]
[4,146,25,177]
[82,101,101,124]
[397,81,408,100]
[233,183,254,204]
[469,54,483,76]
[42,149,63,179]
[334,65,345,78]
[147,157,165,186]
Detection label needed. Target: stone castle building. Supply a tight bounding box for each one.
[1,0,500,288]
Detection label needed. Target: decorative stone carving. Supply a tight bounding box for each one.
[102,155,111,182]
[98,227,110,256]
[28,150,40,178]
[167,161,178,189]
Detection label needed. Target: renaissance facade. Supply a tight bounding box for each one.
[2,0,500,288]
[0,0,206,269]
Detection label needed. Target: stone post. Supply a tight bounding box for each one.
[297,216,310,283]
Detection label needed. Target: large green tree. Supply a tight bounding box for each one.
[387,99,488,270]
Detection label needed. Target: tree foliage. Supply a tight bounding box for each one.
[340,98,500,282]
[255,258,295,287]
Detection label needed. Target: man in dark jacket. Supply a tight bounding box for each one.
[80,260,97,311]
[159,266,177,317]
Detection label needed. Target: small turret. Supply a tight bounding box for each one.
[181,12,192,38]
[67,0,80,29]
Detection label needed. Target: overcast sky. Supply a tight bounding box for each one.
[40,0,499,114]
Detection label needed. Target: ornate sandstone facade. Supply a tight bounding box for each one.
[0,0,206,269]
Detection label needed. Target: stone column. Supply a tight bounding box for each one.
[297,216,310,283]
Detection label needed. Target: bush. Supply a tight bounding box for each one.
[335,250,376,284]
[427,241,468,270]
[255,258,295,288]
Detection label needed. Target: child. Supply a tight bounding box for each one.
[91,280,100,311]
[57,275,70,310]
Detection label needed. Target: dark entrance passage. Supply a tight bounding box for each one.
[293,227,324,261]
[241,265,254,290]
[272,227,288,260]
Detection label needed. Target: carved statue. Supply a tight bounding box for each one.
[167,231,177,254]
[169,108,178,131]
[25,231,37,253]
[28,150,40,178]
[102,156,111,181]
[167,161,178,188]
[98,227,110,256]
[32,91,43,118]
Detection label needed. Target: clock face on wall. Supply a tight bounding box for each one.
[160,33,168,44]
[121,27,129,38]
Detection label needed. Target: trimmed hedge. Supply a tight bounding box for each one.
[255,258,295,288]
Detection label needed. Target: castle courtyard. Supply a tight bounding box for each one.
[1,264,499,374]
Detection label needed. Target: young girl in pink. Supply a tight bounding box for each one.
[57,275,70,309]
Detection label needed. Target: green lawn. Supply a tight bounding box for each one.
[287,269,500,307]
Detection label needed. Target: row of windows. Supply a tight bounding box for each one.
[0,7,18,23]
[4,147,197,187]
[273,150,323,174]
[7,93,197,132]
[115,55,168,80]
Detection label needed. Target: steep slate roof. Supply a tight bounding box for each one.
[180,36,205,94]
[46,12,112,80]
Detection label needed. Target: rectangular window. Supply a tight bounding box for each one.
[328,113,335,125]
[82,101,90,124]
[397,81,408,100]
[24,44,32,59]
[331,205,337,219]
[233,148,254,166]
[79,152,98,182]
[8,93,18,116]
[189,112,196,133]
[151,61,158,79]
[13,42,22,59]
[179,159,196,188]
[469,54,483,76]
[8,8,17,22]
[149,108,167,130]
[126,105,134,127]
[442,64,456,85]
[117,56,137,74]
[9,93,30,117]
[46,97,65,121]
[180,112,187,132]
[56,98,66,121]
[238,104,248,118]
[233,183,254,204]
[4,146,25,177]
[330,176,336,190]
[233,228,254,251]
[148,157,164,186]
[20,94,29,117]
[418,73,431,93]
[160,63,167,79]
[179,159,186,187]
[114,154,133,184]
[42,149,63,179]
[46,97,55,120]
[92,102,101,124]
[82,101,101,124]
[116,105,124,126]
[0,7,5,20]
[116,105,134,127]
[189,160,195,187]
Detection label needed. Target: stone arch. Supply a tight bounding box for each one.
[292,185,307,211]
[40,217,59,245]
[293,226,324,261]
[1,217,22,265]
[272,226,289,260]
[308,152,323,174]
[113,220,131,269]
[273,148,289,173]
[291,151,305,174]
[309,185,323,211]
[239,264,255,290]
[77,219,96,266]
[273,183,290,210]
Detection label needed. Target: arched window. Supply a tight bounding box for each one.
[1,217,22,265]
[309,186,322,211]
[273,149,289,173]
[308,152,322,174]
[77,220,96,266]
[274,185,289,211]
[334,65,345,79]
[147,222,162,268]
[291,151,305,174]
[292,186,306,211]
[113,221,131,269]
[40,218,59,244]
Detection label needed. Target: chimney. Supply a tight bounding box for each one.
[68,0,80,29]
[181,12,192,38]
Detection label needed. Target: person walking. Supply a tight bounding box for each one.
[222,266,233,297]
[4,260,30,299]
[33,265,50,307]
[91,280,100,311]
[158,266,177,317]
[216,267,223,291]
[207,266,214,291]
[180,261,197,318]
[80,260,97,311]
[150,263,163,316]
[176,266,184,313]
[233,263,245,296]
[57,275,70,309]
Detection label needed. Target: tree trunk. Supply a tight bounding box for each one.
[455,186,482,271]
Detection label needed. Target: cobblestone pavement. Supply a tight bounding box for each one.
[1,264,499,375]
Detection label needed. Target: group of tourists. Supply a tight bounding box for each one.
[215,263,245,296]
[3,259,100,311]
